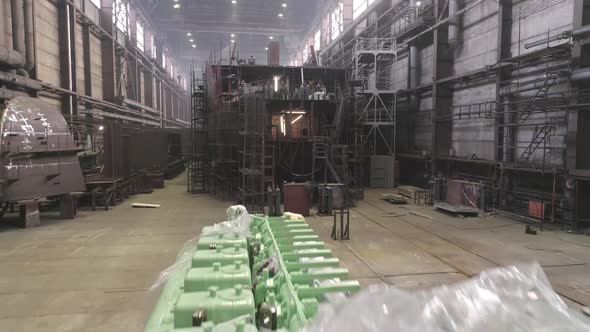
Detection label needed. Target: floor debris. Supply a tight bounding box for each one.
[132,203,161,208]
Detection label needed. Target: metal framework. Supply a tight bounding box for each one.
[239,95,272,213]
[352,37,396,158]
[188,69,208,193]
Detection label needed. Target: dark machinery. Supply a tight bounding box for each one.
[0,97,85,201]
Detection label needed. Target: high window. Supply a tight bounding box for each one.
[353,0,376,20]
[314,30,321,51]
[136,20,145,52]
[151,36,157,59]
[113,0,129,34]
[330,2,343,41]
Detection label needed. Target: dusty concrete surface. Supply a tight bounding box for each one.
[1,177,589,331]
[308,189,590,310]
[0,174,229,331]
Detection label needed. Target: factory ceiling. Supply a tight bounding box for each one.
[141,0,324,68]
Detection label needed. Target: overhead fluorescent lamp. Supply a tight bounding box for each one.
[273,76,279,92]
[291,115,303,124]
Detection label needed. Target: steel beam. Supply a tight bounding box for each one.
[57,0,78,115]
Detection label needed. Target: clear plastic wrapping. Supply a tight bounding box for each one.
[304,263,590,332]
[144,205,252,331]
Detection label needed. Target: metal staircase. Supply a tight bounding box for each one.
[518,75,558,124]
[519,125,553,161]
[312,136,331,184]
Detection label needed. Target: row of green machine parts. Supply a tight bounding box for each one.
[145,213,360,332]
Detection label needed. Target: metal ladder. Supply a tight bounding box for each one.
[519,125,553,161]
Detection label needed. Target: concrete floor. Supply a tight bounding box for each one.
[1,175,590,331]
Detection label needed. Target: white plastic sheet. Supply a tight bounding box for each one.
[304,263,590,331]
[202,205,252,236]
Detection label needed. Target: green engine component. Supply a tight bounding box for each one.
[249,216,360,331]
[197,232,248,251]
[192,244,249,268]
[173,318,259,332]
[184,261,252,292]
[145,211,359,332]
[174,285,255,328]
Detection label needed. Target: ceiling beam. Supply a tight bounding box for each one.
[155,21,303,36]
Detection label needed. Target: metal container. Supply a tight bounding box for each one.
[283,183,310,216]
[0,97,85,201]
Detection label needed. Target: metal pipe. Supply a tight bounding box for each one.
[499,73,561,96]
[23,0,35,72]
[524,32,570,49]
[572,25,590,37]
[409,45,418,89]
[0,0,8,48]
[524,25,590,50]
[0,45,25,69]
[0,70,42,90]
[10,0,26,63]
[0,87,28,100]
[571,68,590,81]
[448,0,461,49]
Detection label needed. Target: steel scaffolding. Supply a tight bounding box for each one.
[188,69,208,193]
[352,37,397,156]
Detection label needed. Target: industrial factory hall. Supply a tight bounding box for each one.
[2,0,590,331]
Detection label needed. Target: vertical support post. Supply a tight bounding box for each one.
[431,0,453,168]
[100,0,116,103]
[496,0,513,163]
[82,23,92,97]
[58,0,78,115]
[60,194,77,219]
[19,201,40,228]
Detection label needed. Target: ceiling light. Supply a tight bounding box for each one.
[231,34,235,37]
[173,4,181,9]
[231,0,237,3]
[291,115,303,124]
[416,1,422,5]
[282,3,287,7]
[269,36,274,40]
[192,44,196,48]
[278,13,283,17]
[280,115,286,135]
[187,32,192,36]
[231,40,235,43]
[265,47,269,51]
[189,39,194,42]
